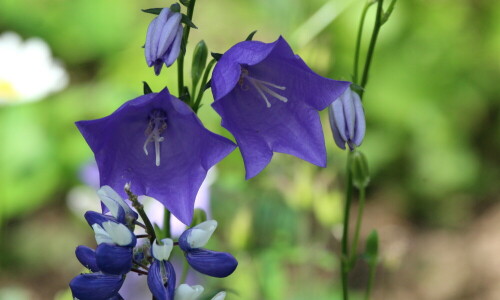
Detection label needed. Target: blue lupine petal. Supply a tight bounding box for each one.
[85,211,116,227]
[178,230,190,252]
[147,260,176,300]
[211,37,350,178]
[185,249,238,278]
[75,245,100,272]
[69,273,124,300]
[76,88,236,225]
[95,243,133,275]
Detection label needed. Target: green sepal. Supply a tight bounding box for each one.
[180,0,190,6]
[191,40,208,90]
[351,150,370,189]
[153,223,164,240]
[143,81,153,94]
[245,30,258,41]
[363,230,379,265]
[182,14,198,29]
[189,209,208,227]
[211,52,222,61]
[204,79,212,91]
[170,3,181,13]
[142,8,162,15]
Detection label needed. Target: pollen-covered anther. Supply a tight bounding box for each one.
[143,110,167,166]
[240,69,288,108]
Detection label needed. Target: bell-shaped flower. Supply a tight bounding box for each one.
[145,7,183,75]
[211,36,350,179]
[97,185,138,225]
[76,88,236,225]
[174,283,204,300]
[328,86,366,150]
[148,238,177,300]
[178,220,237,278]
[69,272,124,300]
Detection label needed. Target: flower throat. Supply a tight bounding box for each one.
[143,110,167,166]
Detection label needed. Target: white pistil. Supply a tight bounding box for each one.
[241,70,288,108]
[143,111,167,166]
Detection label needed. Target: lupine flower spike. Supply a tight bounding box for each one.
[148,238,177,300]
[145,7,183,75]
[328,85,366,150]
[211,36,351,178]
[76,88,236,224]
[179,220,238,278]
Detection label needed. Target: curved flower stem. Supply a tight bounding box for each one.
[353,1,376,85]
[341,152,353,300]
[125,187,156,244]
[359,0,384,98]
[131,267,149,276]
[349,186,366,269]
[193,59,216,112]
[177,0,197,97]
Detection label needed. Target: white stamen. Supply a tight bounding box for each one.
[241,70,288,108]
[143,110,167,166]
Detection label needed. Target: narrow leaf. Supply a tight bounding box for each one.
[141,8,162,15]
[245,30,258,41]
[143,81,153,94]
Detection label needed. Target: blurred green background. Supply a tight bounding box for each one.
[0,0,499,299]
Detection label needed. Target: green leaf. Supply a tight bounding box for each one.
[179,86,191,104]
[204,79,212,91]
[143,81,153,94]
[170,3,181,13]
[181,14,198,29]
[141,8,162,15]
[245,30,258,41]
[153,223,164,240]
[191,40,208,90]
[211,52,222,61]
[351,150,370,189]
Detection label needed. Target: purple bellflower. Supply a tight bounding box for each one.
[148,238,177,300]
[76,88,236,225]
[328,86,366,150]
[211,36,351,179]
[178,220,238,278]
[145,7,183,75]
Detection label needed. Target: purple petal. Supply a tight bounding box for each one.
[84,211,116,227]
[341,89,356,141]
[328,105,346,150]
[164,26,183,67]
[75,245,100,272]
[156,13,181,59]
[70,273,124,300]
[95,243,133,275]
[352,92,366,146]
[147,260,176,300]
[185,249,238,278]
[76,88,236,225]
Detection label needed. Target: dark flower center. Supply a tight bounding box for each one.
[143,110,167,166]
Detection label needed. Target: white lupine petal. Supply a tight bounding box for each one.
[92,224,113,245]
[211,291,226,300]
[152,238,174,261]
[175,284,204,300]
[97,185,133,219]
[187,220,217,248]
[102,221,132,246]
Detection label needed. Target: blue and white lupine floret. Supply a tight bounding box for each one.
[97,185,138,225]
[148,238,177,300]
[69,272,124,300]
[175,283,204,300]
[178,220,238,278]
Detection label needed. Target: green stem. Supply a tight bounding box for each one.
[180,259,190,284]
[341,152,354,300]
[163,209,171,238]
[349,187,366,269]
[125,188,156,244]
[193,59,216,112]
[177,0,197,98]
[359,0,384,98]
[364,261,377,300]
[353,2,375,85]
